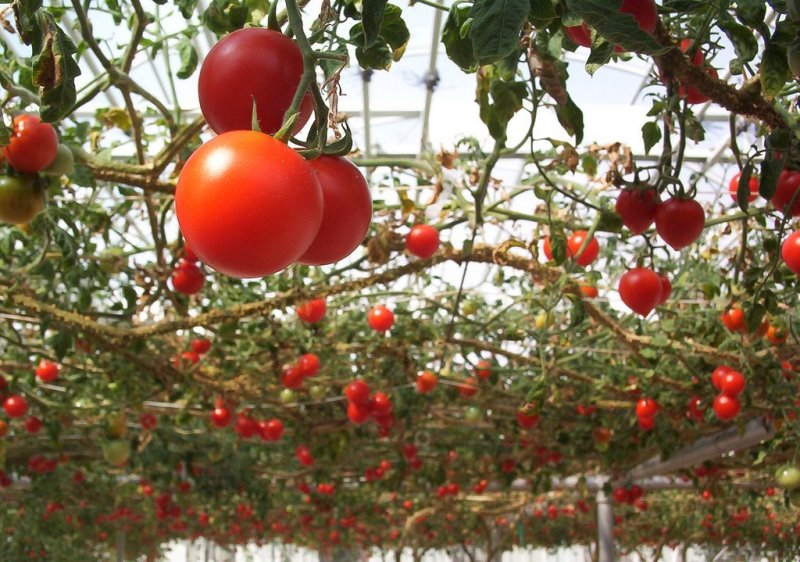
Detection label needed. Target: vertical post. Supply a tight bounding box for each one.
[361,69,374,182]
[419,7,443,155]
[596,489,615,562]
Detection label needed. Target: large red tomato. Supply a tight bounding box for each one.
[615,188,659,234]
[772,170,800,216]
[198,28,313,135]
[655,197,705,250]
[563,0,658,52]
[3,114,58,173]
[618,267,662,316]
[782,231,800,274]
[298,156,372,265]
[176,131,323,278]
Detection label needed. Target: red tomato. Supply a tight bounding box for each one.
[720,307,745,332]
[711,365,733,390]
[282,366,304,389]
[638,415,655,430]
[345,380,371,406]
[176,131,323,278]
[635,398,659,419]
[579,284,598,298]
[618,267,662,316]
[516,410,540,429]
[171,260,204,295]
[612,487,630,504]
[655,197,705,250]
[298,156,372,265]
[368,305,394,332]
[347,402,371,424]
[259,418,284,441]
[35,359,59,383]
[370,392,393,416]
[563,0,657,52]
[458,376,478,397]
[191,338,211,354]
[3,394,28,418]
[139,412,158,430]
[772,171,800,216]
[3,114,58,173]
[210,406,232,428]
[295,445,315,466]
[297,298,327,323]
[183,245,199,263]
[406,225,440,259]
[543,231,599,266]
[720,370,746,397]
[767,325,787,345]
[729,172,759,203]
[475,360,492,379]
[781,231,800,274]
[713,394,740,421]
[687,396,705,421]
[234,413,258,439]
[298,353,321,377]
[181,350,200,365]
[198,28,312,135]
[615,188,659,234]
[416,371,438,393]
[24,416,42,434]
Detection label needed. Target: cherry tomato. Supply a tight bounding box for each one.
[416,371,437,393]
[475,359,492,379]
[618,267,662,316]
[579,284,599,298]
[3,114,58,173]
[771,170,800,216]
[543,231,599,266]
[24,416,42,434]
[368,305,394,332]
[458,376,478,397]
[712,394,740,421]
[635,398,659,419]
[295,445,315,466]
[0,174,45,224]
[259,418,284,441]
[3,394,28,418]
[781,230,800,274]
[516,410,540,429]
[176,131,323,278]
[171,260,204,295]
[711,365,733,390]
[191,338,211,354]
[210,406,232,428]
[720,307,745,332]
[370,392,393,416]
[35,359,59,383]
[345,380,371,405]
[281,366,304,389]
[298,353,321,377]
[719,370,746,397]
[198,28,312,135]
[139,412,158,430]
[655,197,705,250]
[615,188,659,234]
[347,402,371,424]
[766,325,787,345]
[298,156,372,265]
[406,224,440,259]
[296,298,327,323]
[729,172,759,203]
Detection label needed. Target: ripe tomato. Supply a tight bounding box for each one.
[720,307,745,332]
[297,298,327,323]
[298,353,321,377]
[579,284,598,298]
[198,28,312,135]
[282,366,304,389]
[295,445,315,466]
[615,188,659,234]
[171,260,204,295]
[458,376,478,397]
[210,406,232,428]
[370,392,393,415]
[191,338,211,354]
[593,427,613,443]
[3,114,58,173]
[711,365,733,390]
[345,380,371,405]
[416,371,437,393]
[635,398,659,419]
[368,304,394,331]
[516,410,540,429]
[347,402,371,424]
[181,350,200,365]
[139,412,158,430]
[183,245,199,263]
[719,370,746,397]
[543,231,599,266]
[406,224,440,259]
[712,394,740,421]
[612,487,630,504]
[657,274,671,305]
[298,156,372,265]
[766,325,787,345]
[3,394,28,418]
[24,416,42,434]
[259,418,284,441]
[771,170,800,216]
[729,172,759,203]
[781,231,800,274]
[176,131,323,278]
[563,0,657,52]
[618,267,662,316]
[234,413,258,439]
[475,360,492,379]
[0,174,45,224]
[655,197,705,250]
[35,359,59,383]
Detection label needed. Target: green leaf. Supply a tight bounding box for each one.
[442,6,477,72]
[350,4,409,70]
[203,0,249,35]
[12,0,42,45]
[468,0,529,65]
[31,11,82,122]
[176,0,199,19]
[759,156,784,200]
[641,121,661,155]
[554,96,584,144]
[584,36,613,75]
[176,37,198,79]
[0,120,9,148]
[529,0,558,28]
[737,163,753,212]
[745,303,766,334]
[319,41,349,78]
[476,68,527,141]
[362,0,388,49]
[761,41,790,98]
[717,15,758,63]
[564,0,669,55]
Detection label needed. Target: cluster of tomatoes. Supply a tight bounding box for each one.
[171,246,205,296]
[634,397,659,430]
[709,366,746,421]
[281,352,321,389]
[176,28,372,279]
[171,335,212,367]
[363,459,393,482]
[612,485,647,510]
[344,379,395,433]
[208,400,285,442]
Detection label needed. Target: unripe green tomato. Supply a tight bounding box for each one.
[461,300,478,316]
[102,439,131,466]
[280,388,296,404]
[775,465,800,490]
[42,144,75,177]
[534,311,554,329]
[309,385,326,400]
[0,174,45,224]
